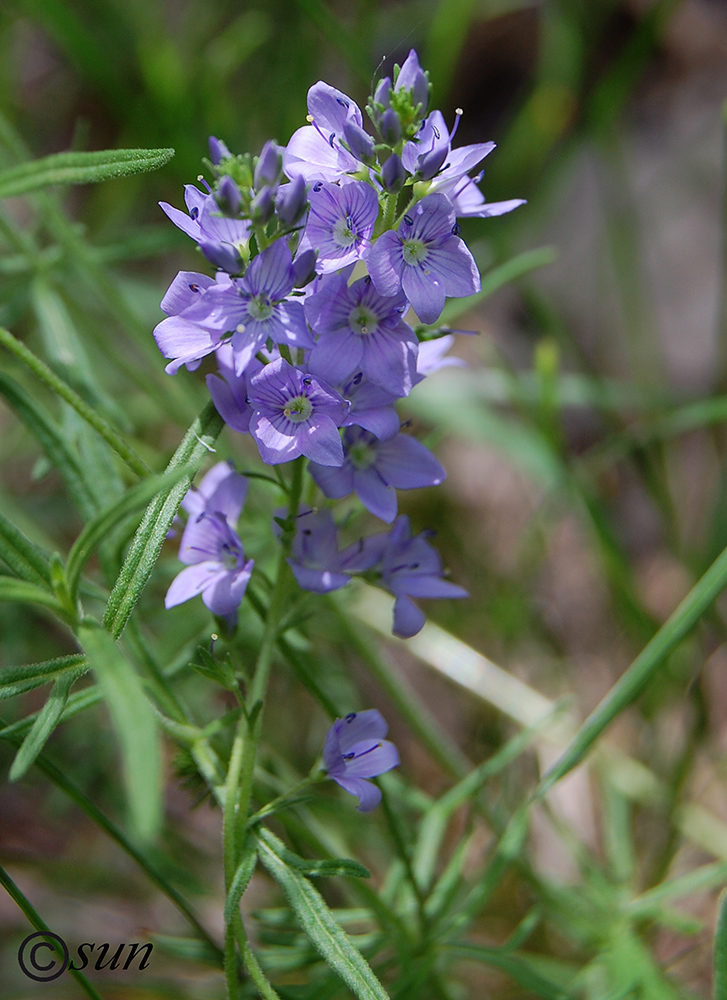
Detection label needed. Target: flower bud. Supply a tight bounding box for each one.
[254,140,283,189]
[215,175,241,216]
[250,186,275,224]
[395,51,429,118]
[208,135,231,165]
[275,176,308,227]
[200,241,242,273]
[378,108,402,146]
[292,249,318,287]
[381,153,406,193]
[373,76,392,111]
[417,145,448,181]
[342,122,375,165]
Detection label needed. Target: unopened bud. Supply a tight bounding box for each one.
[200,241,242,273]
[373,76,392,111]
[342,122,375,165]
[378,108,401,146]
[275,176,308,227]
[381,153,406,193]
[250,187,275,224]
[209,136,231,165]
[417,145,448,180]
[292,249,318,287]
[254,140,283,189]
[215,175,241,215]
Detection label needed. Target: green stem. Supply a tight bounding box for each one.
[0,325,150,478]
[0,861,106,1000]
[536,537,727,797]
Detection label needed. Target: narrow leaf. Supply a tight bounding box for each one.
[9,673,74,780]
[224,837,258,924]
[0,147,174,199]
[257,829,390,1000]
[104,401,224,638]
[715,889,727,1000]
[258,829,370,880]
[0,509,51,584]
[0,576,66,617]
[446,944,573,1000]
[78,618,162,840]
[0,654,87,701]
[66,466,189,599]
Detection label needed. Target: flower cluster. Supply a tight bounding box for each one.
[160,50,522,639]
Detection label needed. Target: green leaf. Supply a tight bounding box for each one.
[715,890,727,1000]
[0,370,97,518]
[445,944,573,1000]
[538,538,727,796]
[0,654,87,701]
[66,466,190,600]
[9,673,75,780]
[103,401,224,639]
[0,509,51,585]
[257,828,390,1000]
[258,828,371,880]
[0,576,66,617]
[78,618,162,841]
[149,933,222,969]
[224,837,258,924]
[0,147,174,199]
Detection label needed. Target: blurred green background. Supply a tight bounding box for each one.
[1,0,727,997]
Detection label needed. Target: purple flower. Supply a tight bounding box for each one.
[205,344,264,434]
[285,507,378,593]
[180,240,313,375]
[394,49,429,117]
[322,710,400,812]
[154,271,224,374]
[298,181,379,274]
[166,462,254,630]
[373,516,468,637]
[340,372,401,440]
[309,426,446,523]
[248,358,349,466]
[365,194,480,324]
[306,274,418,396]
[284,82,366,184]
[159,185,249,272]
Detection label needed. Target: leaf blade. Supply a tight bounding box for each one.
[0,147,175,199]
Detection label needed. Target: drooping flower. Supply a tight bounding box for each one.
[365,193,480,324]
[284,507,379,593]
[373,515,468,637]
[159,185,249,273]
[165,462,254,630]
[306,273,418,396]
[284,82,367,184]
[298,181,379,274]
[309,426,446,523]
[322,710,400,812]
[247,358,349,466]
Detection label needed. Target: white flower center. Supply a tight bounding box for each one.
[402,238,428,265]
[333,213,357,248]
[349,305,378,336]
[248,294,274,321]
[283,394,313,423]
[349,441,377,469]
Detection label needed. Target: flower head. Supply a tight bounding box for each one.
[166,462,254,630]
[299,181,379,274]
[365,194,480,324]
[322,709,399,812]
[306,273,418,396]
[248,358,349,466]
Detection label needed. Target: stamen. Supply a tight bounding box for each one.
[449,108,463,143]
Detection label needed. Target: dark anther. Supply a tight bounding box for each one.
[303,528,312,535]
[189,282,200,293]
[452,223,461,235]
[336,98,349,108]
[303,376,312,385]
[343,752,356,760]
[432,125,440,139]
[313,181,323,192]
[345,214,354,229]
[353,372,363,385]
[328,132,336,148]
[345,712,357,722]
[190,207,199,220]
[404,214,413,225]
